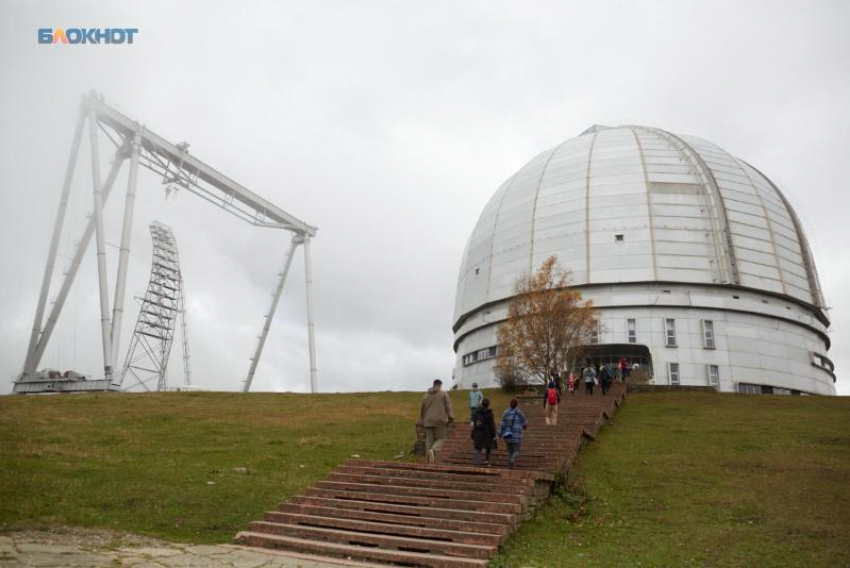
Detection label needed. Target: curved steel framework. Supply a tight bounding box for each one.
[119,222,189,391]
[15,92,319,394]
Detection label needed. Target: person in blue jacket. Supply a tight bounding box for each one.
[499,399,528,469]
[468,382,483,424]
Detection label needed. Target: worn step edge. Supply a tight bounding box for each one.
[311,481,528,505]
[327,471,531,494]
[252,516,501,546]
[303,488,522,515]
[270,505,507,536]
[289,496,516,525]
[346,460,546,480]
[236,532,489,568]
[240,523,495,559]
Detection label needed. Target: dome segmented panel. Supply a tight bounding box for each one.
[454,125,824,325]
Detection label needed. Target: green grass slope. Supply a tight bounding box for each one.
[0,388,513,543]
[494,391,850,567]
[2,389,849,566]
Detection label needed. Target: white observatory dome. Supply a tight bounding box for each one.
[453,125,835,395]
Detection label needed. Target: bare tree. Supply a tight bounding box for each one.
[494,256,598,385]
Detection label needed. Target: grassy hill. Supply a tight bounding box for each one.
[1,388,849,566]
[0,388,515,544]
[494,390,850,567]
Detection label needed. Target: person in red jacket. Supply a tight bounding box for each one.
[543,380,561,426]
[618,357,628,382]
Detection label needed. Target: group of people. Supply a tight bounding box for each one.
[552,357,632,397]
[418,362,634,469]
[417,379,528,469]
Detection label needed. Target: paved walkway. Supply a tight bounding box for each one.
[0,529,373,567]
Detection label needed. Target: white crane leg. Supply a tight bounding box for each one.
[303,235,318,393]
[29,146,127,374]
[87,106,115,381]
[110,131,141,366]
[22,112,86,377]
[243,235,300,392]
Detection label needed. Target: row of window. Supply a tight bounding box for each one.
[667,362,719,387]
[737,383,800,395]
[462,346,498,367]
[668,368,806,395]
[589,318,716,349]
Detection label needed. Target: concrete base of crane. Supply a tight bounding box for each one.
[12,370,119,394]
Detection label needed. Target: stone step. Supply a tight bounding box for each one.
[334,465,534,487]
[325,472,530,495]
[303,487,522,515]
[439,437,584,449]
[310,481,528,506]
[251,516,502,547]
[436,455,565,468]
[241,522,496,560]
[236,531,490,567]
[271,504,508,536]
[345,460,547,480]
[290,495,516,526]
[440,458,562,471]
[237,388,624,566]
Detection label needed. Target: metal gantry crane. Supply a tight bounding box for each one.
[15,92,318,394]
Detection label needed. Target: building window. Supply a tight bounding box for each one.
[738,382,799,395]
[811,352,834,373]
[668,362,680,385]
[701,320,715,349]
[665,318,677,347]
[590,320,600,344]
[462,345,498,367]
[707,364,719,387]
[615,234,625,242]
[627,319,636,344]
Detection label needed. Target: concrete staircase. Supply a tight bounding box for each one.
[236,383,625,567]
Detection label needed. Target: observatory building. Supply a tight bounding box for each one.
[453,125,835,395]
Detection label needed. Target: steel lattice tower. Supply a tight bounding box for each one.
[119,222,189,391]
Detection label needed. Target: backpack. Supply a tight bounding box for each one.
[473,411,485,430]
[547,387,558,406]
[501,409,518,439]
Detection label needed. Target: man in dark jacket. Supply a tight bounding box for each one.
[600,364,614,396]
[471,398,497,466]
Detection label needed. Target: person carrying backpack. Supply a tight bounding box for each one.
[499,399,528,469]
[543,380,561,426]
[468,382,483,424]
[583,364,597,396]
[471,398,497,466]
[600,364,613,396]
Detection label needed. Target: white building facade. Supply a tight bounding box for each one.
[453,125,835,395]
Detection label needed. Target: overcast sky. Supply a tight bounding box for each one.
[1,0,847,395]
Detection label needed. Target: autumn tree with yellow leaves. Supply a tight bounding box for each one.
[494,256,598,387]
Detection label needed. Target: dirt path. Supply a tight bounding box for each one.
[0,528,373,567]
